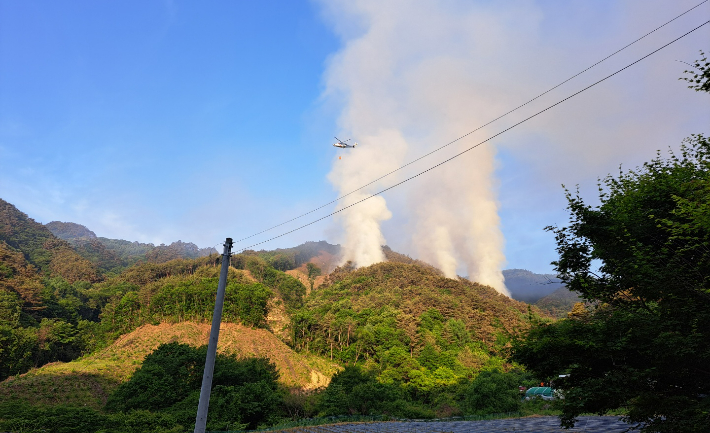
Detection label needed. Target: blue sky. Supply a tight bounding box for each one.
[1,0,709,275]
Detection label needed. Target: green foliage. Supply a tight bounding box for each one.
[105,342,208,412]
[306,262,322,290]
[0,402,107,433]
[99,276,272,335]
[269,253,295,271]
[0,199,99,283]
[680,50,710,93]
[290,262,532,390]
[94,237,155,267]
[307,262,321,280]
[106,342,281,430]
[533,287,581,318]
[461,369,532,415]
[145,241,215,264]
[0,289,22,327]
[235,254,306,310]
[100,410,184,433]
[304,263,541,419]
[317,364,533,419]
[0,325,37,379]
[69,238,125,273]
[0,401,185,433]
[0,273,106,380]
[514,133,710,432]
[319,365,406,416]
[230,281,272,327]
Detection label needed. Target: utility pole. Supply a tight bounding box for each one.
[194,237,233,433]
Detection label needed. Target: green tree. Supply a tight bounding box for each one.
[106,343,281,430]
[229,282,272,327]
[513,132,710,432]
[0,325,37,380]
[680,50,710,93]
[319,365,403,416]
[269,253,294,271]
[306,262,321,291]
[461,369,529,415]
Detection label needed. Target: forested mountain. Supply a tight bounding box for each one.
[503,268,565,303]
[44,221,97,240]
[501,270,579,318]
[242,240,341,273]
[533,286,581,318]
[1,197,557,430]
[291,262,546,383]
[0,199,99,283]
[45,220,217,272]
[0,199,103,382]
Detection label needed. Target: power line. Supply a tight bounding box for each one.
[238,19,710,253]
[234,0,709,246]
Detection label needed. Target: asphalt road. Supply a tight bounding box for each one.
[274,416,632,432]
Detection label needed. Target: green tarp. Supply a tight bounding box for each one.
[525,386,553,397]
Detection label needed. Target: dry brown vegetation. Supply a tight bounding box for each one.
[0,322,340,409]
[0,199,100,283]
[319,261,539,346]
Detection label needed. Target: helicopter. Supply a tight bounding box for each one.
[332,136,358,148]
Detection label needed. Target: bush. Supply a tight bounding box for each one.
[0,402,107,433]
[461,369,530,415]
[319,365,405,416]
[105,343,281,430]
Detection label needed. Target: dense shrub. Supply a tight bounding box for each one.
[461,369,532,415]
[105,343,281,430]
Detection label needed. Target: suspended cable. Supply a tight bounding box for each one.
[237,20,710,253]
[234,0,709,246]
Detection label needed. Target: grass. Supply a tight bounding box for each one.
[0,321,340,409]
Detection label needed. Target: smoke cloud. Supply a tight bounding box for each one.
[320,0,526,295]
[319,0,709,296]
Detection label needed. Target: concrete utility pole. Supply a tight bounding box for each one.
[194,237,233,433]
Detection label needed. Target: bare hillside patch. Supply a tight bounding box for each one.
[0,322,339,409]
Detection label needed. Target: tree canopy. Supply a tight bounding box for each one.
[513,101,710,431]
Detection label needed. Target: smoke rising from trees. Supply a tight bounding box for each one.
[319,0,708,295]
[321,0,515,294]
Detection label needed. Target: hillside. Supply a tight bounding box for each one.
[0,199,99,283]
[1,198,561,422]
[290,261,549,386]
[45,221,97,240]
[534,286,581,318]
[503,268,565,303]
[0,322,338,409]
[46,220,218,272]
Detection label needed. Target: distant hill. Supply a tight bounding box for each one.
[249,242,446,276]
[501,269,579,317]
[243,240,342,273]
[0,198,99,283]
[534,286,581,318]
[503,268,565,303]
[45,221,97,240]
[45,220,217,272]
[145,240,217,264]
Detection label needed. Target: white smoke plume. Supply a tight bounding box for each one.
[319,0,709,296]
[320,0,517,295]
[327,130,408,267]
